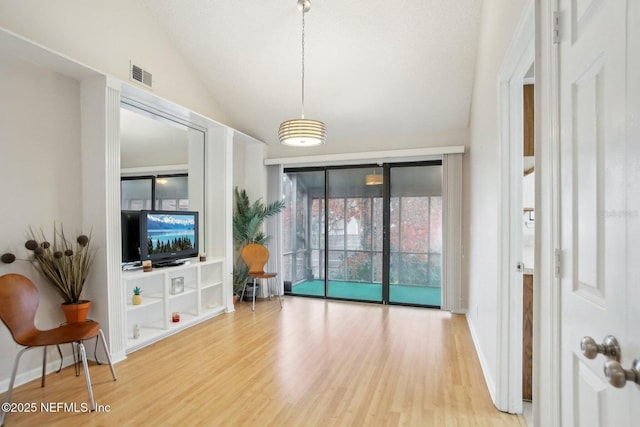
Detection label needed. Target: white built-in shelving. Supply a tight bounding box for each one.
[123,258,225,352]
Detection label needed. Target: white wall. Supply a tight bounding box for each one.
[0,0,228,126]
[0,55,83,389]
[233,141,248,195]
[232,136,269,294]
[233,136,268,202]
[465,0,529,401]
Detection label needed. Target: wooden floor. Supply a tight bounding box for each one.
[1,297,526,426]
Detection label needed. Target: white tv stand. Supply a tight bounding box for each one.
[122,258,225,352]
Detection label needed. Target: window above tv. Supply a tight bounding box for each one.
[121,174,189,211]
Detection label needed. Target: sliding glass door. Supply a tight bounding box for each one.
[282,169,325,297]
[283,162,441,307]
[326,168,383,301]
[388,165,442,305]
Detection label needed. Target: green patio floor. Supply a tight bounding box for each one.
[289,279,441,307]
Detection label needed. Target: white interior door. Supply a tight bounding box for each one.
[559,1,639,426]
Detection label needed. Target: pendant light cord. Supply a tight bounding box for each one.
[301,6,306,119]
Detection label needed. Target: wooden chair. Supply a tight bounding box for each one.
[0,274,117,426]
[240,243,282,311]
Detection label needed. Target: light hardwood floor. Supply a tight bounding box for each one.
[1,297,526,426]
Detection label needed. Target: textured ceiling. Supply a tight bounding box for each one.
[138,0,482,146]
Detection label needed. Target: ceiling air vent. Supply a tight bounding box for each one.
[130,62,153,88]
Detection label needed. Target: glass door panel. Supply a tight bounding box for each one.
[327,168,383,302]
[282,170,325,296]
[388,165,442,306]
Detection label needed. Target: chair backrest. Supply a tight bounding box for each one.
[241,244,270,274]
[0,274,39,345]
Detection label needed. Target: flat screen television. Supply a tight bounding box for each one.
[121,210,141,264]
[139,210,199,267]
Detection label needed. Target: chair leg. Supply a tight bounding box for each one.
[98,329,117,381]
[1,347,32,426]
[56,344,63,373]
[268,277,282,308]
[41,346,47,387]
[73,342,81,377]
[267,276,283,308]
[252,277,257,311]
[77,341,96,411]
[277,278,284,309]
[240,281,246,304]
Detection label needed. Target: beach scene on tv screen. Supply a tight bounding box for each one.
[146,214,196,255]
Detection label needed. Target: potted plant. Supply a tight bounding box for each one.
[232,187,285,300]
[13,224,96,323]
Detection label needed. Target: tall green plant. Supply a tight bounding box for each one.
[232,187,285,293]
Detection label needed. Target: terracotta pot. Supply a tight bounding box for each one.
[233,294,239,304]
[61,300,91,324]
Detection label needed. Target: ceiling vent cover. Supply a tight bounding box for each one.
[130,62,153,88]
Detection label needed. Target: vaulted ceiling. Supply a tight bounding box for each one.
[139,0,483,146]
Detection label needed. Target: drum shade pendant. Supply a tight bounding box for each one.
[279,0,326,146]
[365,171,383,186]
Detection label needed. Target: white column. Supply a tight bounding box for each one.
[81,76,126,362]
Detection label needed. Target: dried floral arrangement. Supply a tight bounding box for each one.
[1,224,95,304]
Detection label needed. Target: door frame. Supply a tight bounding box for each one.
[534,0,562,425]
[497,2,563,420]
[496,0,534,414]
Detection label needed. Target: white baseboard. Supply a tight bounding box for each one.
[465,314,497,405]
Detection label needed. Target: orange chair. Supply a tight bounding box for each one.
[240,243,282,311]
[0,274,117,425]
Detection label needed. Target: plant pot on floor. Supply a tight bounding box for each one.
[242,283,259,301]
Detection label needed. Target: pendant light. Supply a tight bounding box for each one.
[365,170,383,186]
[279,0,327,146]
